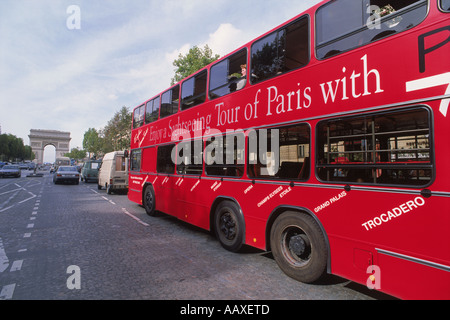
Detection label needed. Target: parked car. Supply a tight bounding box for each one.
[18,163,29,170]
[0,165,21,178]
[53,166,80,184]
[81,160,102,183]
[98,151,128,194]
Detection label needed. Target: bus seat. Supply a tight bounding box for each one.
[298,157,310,180]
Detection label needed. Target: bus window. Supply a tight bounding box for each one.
[160,85,180,119]
[181,70,207,110]
[316,0,428,59]
[248,124,310,180]
[130,149,142,172]
[316,107,433,186]
[145,96,160,123]
[157,144,176,174]
[205,133,245,177]
[176,140,203,175]
[209,49,247,99]
[251,16,309,84]
[441,0,450,11]
[133,104,145,128]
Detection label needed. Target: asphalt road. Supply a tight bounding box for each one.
[0,170,394,303]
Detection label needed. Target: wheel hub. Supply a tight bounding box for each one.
[220,213,236,240]
[289,234,307,256]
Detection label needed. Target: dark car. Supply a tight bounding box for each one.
[53,166,80,185]
[81,160,101,183]
[0,165,21,178]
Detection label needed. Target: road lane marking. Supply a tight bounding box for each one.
[10,260,23,272]
[88,187,99,194]
[0,238,9,273]
[23,233,31,238]
[0,284,16,300]
[101,196,116,205]
[0,189,22,212]
[0,206,13,213]
[0,188,24,196]
[121,208,149,227]
[18,192,37,204]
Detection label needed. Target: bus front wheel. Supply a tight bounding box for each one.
[214,200,244,253]
[270,211,327,284]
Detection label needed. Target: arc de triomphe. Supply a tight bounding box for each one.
[29,129,71,164]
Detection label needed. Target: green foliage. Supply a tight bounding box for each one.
[64,147,87,160]
[0,134,34,162]
[171,44,220,85]
[82,106,132,158]
[100,106,132,153]
[83,128,101,158]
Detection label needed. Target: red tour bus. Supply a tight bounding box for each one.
[129,0,450,299]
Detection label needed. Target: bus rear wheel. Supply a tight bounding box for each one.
[214,200,244,253]
[270,211,327,284]
[143,185,157,216]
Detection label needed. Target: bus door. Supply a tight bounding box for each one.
[174,140,210,230]
[155,144,177,215]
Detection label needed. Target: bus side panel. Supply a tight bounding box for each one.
[323,190,450,300]
[153,176,175,215]
[176,176,210,230]
[142,147,156,173]
[236,177,449,299]
[128,175,144,205]
[377,252,450,300]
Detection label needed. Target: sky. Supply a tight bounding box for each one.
[0,0,322,162]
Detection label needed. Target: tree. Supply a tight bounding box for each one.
[0,134,34,162]
[0,134,9,161]
[83,128,101,159]
[64,147,87,160]
[24,146,34,161]
[101,106,132,153]
[83,106,132,158]
[171,44,220,85]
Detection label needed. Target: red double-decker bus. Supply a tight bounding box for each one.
[129,0,450,299]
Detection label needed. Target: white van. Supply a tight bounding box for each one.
[98,151,128,194]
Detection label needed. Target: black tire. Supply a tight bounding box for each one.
[97,184,102,190]
[270,211,328,284]
[214,200,245,253]
[143,185,157,216]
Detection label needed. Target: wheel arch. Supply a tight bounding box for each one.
[266,205,331,274]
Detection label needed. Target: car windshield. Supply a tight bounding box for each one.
[58,166,77,172]
[3,165,18,169]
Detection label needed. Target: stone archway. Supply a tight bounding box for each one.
[29,129,71,164]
